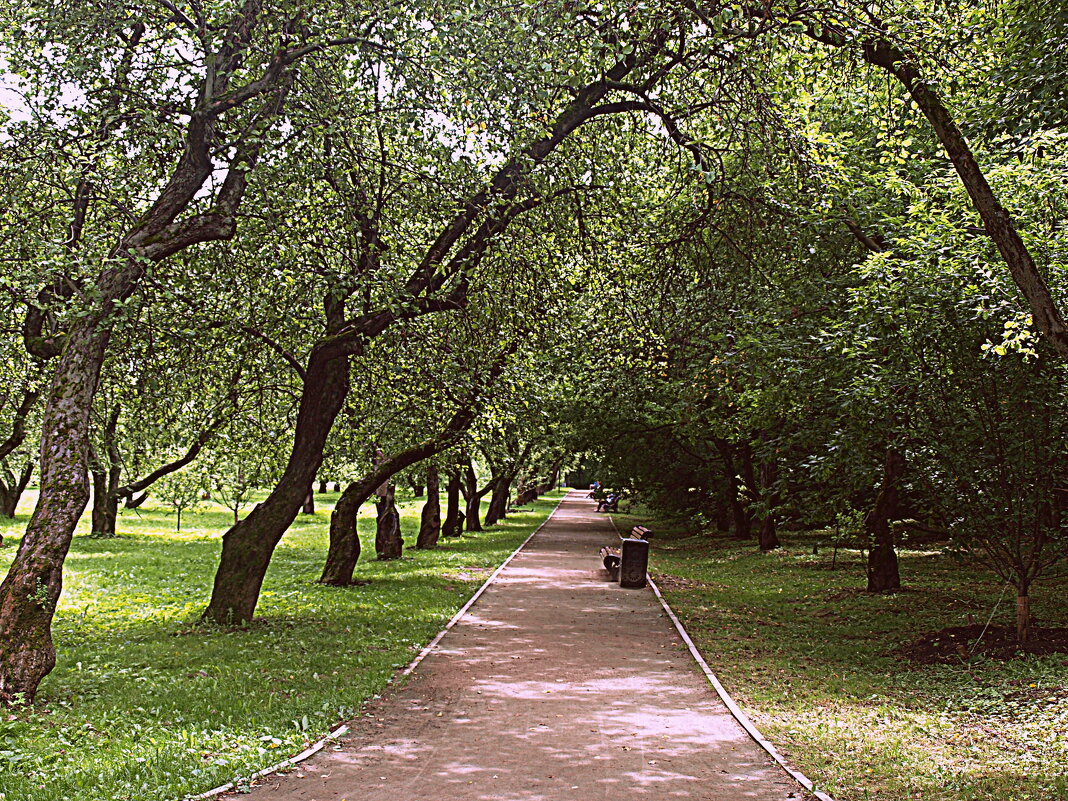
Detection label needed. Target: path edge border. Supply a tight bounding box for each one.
[185,492,567,801]
[646,574,836,801]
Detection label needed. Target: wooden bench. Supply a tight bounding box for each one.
[595,494,619,513]
[599,526,652,586]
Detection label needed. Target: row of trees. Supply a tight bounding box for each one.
[1,0,1066,702]
[558,0,1068,645]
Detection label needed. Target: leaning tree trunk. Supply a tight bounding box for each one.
[856,40,1068,358]
[0,319,111,702]
[204,349,350,623]
[0,462,33,519]
[319,483,363,586]
[374,484,403,560]
[416,465,441,549]
[865,447,905,593]
[318,390,489,583]
[484,473,512,527]
[442,470,462,538]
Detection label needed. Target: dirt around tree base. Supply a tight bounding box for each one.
[902,624,1068,664]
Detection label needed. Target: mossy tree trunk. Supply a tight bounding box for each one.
[90,407,122,537]
[0,318,112,702]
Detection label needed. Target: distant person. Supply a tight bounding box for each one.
[596,492,618,512]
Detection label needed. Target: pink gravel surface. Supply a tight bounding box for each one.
[229,490,808,801]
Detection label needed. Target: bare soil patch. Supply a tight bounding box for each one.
[902,624,1068,664]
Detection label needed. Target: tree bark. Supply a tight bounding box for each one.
[90,472,120,538]
[204,349,350,623]
[736,442,758,540]
[461,458,492,532]
[318,479,327,493]
[302,491,315,514]
[416,466,441,549]
[442,470,462,537]
[1017,593,1033,644]
[484,473,512,527]
[865,447,905,593]
[0,462,33,519]
[0,319,111,702]
[802,28,1068,357]
[758,458,781,552]
[319,482,363,586]
[374,484,403,560]
[713,438,753,539]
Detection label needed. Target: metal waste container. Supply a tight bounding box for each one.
[619,537,649,588]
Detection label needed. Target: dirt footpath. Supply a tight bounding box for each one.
[232,490,804,801]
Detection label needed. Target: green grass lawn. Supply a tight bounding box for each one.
[0,488,564,801]
[619,510,1068,801]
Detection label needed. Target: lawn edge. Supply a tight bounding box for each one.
[607,513,836,801]
[647,575,836,801]
[184,492,567,801]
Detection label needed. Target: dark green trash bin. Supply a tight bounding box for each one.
[619,537,649,588]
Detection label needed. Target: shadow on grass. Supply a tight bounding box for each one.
[613,509,1068,801]
[0,490,565,801]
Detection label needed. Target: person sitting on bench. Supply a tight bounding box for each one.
[596,492,618,513]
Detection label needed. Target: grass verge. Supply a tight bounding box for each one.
[0,489,563,801]
[617,510,1068,801]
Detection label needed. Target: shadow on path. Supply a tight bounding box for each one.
[233,490,802,801]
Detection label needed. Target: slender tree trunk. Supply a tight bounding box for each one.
[758,458,781,552]
[318,479,327,493]
[541,455,564,493]
[442,470,462,537]
[416,466,441,548]
[713,439,752,540]
[0,320,110,702]
[1016,589,1033,644]
[865,447,905,593]
[374,484,403,560]
[204,349,350,624]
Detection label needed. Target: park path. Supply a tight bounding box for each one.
[232,490,803,801]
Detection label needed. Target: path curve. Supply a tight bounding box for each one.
[229,490,806,800]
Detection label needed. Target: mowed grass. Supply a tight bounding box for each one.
[0,488,564,801]
[618,511,1068,801]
